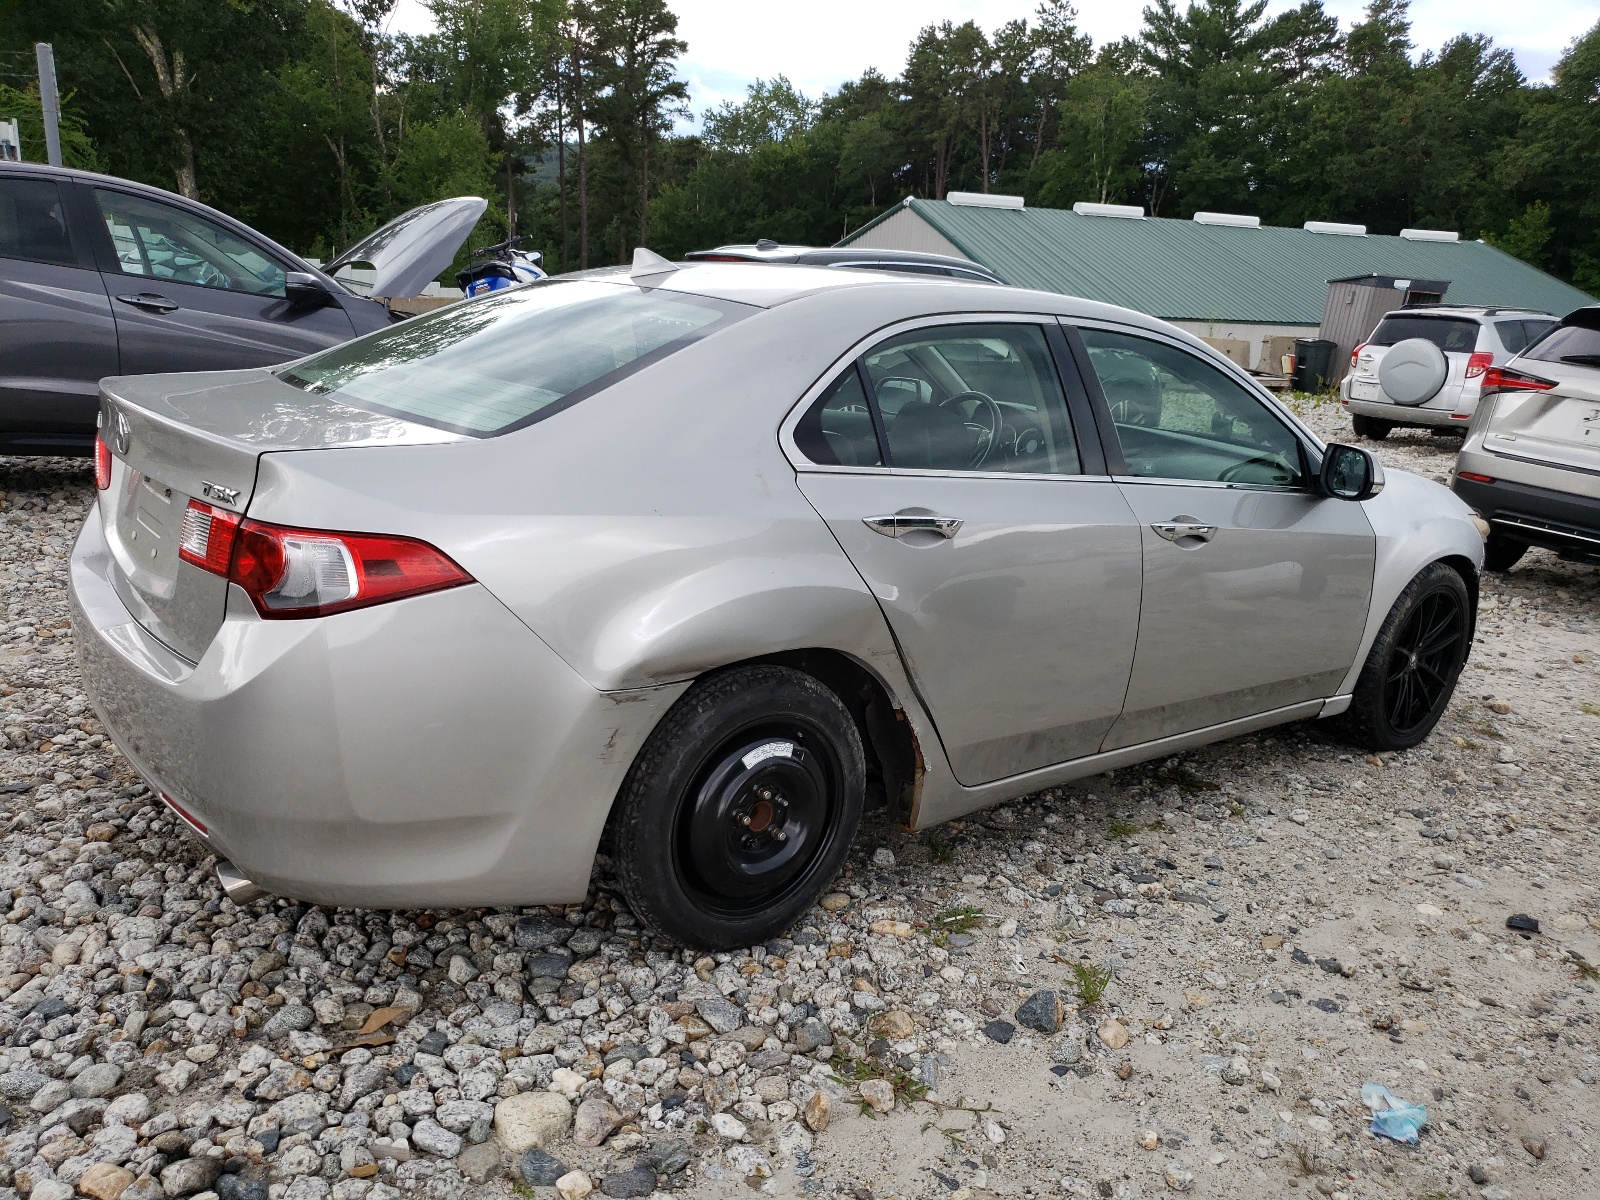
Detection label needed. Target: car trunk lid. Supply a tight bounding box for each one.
[98,368,461,662]
[1482,362,1600,475]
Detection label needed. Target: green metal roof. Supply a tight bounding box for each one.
[840,198,1594,325]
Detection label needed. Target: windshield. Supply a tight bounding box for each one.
[280,280,747,436]
[1368,315,1479,352]
[1522,310,1600,366]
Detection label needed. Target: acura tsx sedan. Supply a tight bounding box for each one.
[70,253,1485,948]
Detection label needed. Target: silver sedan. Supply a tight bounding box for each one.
[70,256,1485,948]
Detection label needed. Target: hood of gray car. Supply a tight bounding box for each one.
[324,196,488,299]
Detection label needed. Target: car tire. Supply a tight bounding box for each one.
[1482,534,1528,573]
[1351,415,1392,440]
[610,664,865,949]
[1331,562,1472,752]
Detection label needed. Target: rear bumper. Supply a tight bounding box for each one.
[70,505,684,907]
[1341,377,1473,426]
[1451,472,1600,558]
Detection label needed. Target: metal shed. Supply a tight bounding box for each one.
[1319,275,1451,383]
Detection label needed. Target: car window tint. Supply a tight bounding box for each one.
[0,178,75,265]
[859,324,1079,474]
[795,368,881,466]
[1079,327,1304,488]
[1509,320,1559,356]
[281,278,748,437]
[95,189,287,297]
[1521,311,1600,365]
[1368,315,1479,352]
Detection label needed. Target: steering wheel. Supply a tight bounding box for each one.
[939,389,1003,469]
[1219,454,1296,486]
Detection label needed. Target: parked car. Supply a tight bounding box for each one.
[0,161,484,454]
[71,254,1484,947]
[685,240,1005,283]
[1341,305,1557,439]
[1451,305,1600,571]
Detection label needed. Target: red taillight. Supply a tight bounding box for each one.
[1350,343,1366,368]
[225,519,472,619]
[94,436,112,491]
[1458,472,1495,483]
[178,500,242,575]
[1480,366,1556,395]
[1465,352,1493,379]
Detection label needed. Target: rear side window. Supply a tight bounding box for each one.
[1522,309,1600,366]
[0,177,75,265]
[794,369,881,466]
[1496,319,1555,354]
[281,279,748,436]
[1369,316,1479,352]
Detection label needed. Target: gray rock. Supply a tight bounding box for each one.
[436,1099,494,1134]
[338,1062,388,1108]
[217,1175,271,1200]
[524,952,571,979]
[29,1078,71,1113]
[0,1069,49,1099]
[792,1017,832,1053]
[1014,989,1064,1034]
[637,1138,691,1176]
[412,1118,464,1158]
[566,927,603,957]
[513,917,572,950]
[261,1004,315,1041]
[70,1062,122,1098]
[982,1020,1015,1044]
[520,1147,568,1186]
[458,1140,504,1183]
[601,1167,656,1198]
[695,995,745,1035]
[572,1097,622,1148]
[160,1156,223,1197]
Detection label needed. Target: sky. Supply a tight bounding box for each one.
[390,0,1599,124]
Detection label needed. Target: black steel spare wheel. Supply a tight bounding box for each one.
[610,665,865,949]
[1333,562,1471,751]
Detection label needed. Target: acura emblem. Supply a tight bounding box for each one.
[110,411,132,456]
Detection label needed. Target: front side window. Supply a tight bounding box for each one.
[281,279,746,436]
[95,189,286,296]
[845,323,1080,473]
[0,178,75,265]
[1078,327,1304,487]
[1368,315,1479,352]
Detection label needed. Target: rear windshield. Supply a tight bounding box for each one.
[280,279,747,436]
[1521,309,1600,366]
[1368,315,1479,352]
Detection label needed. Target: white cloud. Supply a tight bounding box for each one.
[391,0,1598,122]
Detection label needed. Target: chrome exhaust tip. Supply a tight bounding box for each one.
[216,860,268,905]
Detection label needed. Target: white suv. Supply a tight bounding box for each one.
[1341,306,1557,439]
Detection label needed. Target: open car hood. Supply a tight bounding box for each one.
[325,196,487,299]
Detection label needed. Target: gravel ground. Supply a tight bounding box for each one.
[0,402,1592,1200]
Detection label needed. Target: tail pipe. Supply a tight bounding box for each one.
[216,860,268,905]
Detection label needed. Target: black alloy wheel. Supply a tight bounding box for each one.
[1333,562,1472,751]
[610,665,865,949]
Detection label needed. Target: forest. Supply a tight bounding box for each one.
[2,0,1597,291]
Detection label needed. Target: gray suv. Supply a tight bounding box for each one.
[0,162,482,454]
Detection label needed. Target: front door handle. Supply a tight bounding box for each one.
[864,513,963,539]
[116,293,179,314]
[1151,519,1218,543]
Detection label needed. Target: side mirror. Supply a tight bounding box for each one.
[1319,442,1385,501]
[285,271,334,308]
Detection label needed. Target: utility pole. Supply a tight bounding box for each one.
[35,43,63,167]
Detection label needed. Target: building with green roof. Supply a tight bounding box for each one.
[837,194,1594,372]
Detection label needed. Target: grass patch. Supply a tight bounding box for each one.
[925,837,955,865]
[1068,960,1113,1006]
[1106,819,1141,840]
[929,905,984,947]
[1582,702,1600,717]
[832,1053,928,1116]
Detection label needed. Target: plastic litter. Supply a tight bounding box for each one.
[1361,1082,1427,1143]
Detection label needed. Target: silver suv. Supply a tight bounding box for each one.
[1452,306,1600,571]
[1341,306,1557,439]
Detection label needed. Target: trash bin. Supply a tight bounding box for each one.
[1293,338,1336,392]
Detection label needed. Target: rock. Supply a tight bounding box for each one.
[572,1097,621,1148]
[79,1163,137,1200]
[29,1183,73,1200]
[0,1069,49,1099]
[872,847,896,867]
[1139,1130,1159,1150]
[1097,1019,1130,1050]
[30,1078,71,1112]
[600,1167,655,1198]
[803,1091,831,1132]
[70,1063,123,1098]
[555,1170,593,1200]
[160,1157,223,1197]
[1163,1162,1195,1192]
[694,995,744,1034]
[494,1091,571,1152]
[858,1079,895,1113]
[637,1138,691,1176]
[868,919,913,938]
[261,1004,315,1041]
[819,892,850,911]
[1468,1165,1490,1185]
[982,1019,1015,1044]
[1221,1057,1249,1085]
[521,1148,568,1186]
[1506,914,1541,935]
[121,1179,165,1200]
[710,1113,748,1140]
[1522,1138,1546,1160]
[878,1010,916,1039]
[792,1016,832,1053]
[513,916,572,950]
[1015,989,1065,1034]
[458,1141,504,1183]
[411,1118,463,1158]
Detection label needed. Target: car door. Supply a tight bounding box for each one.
[84,184,356,375]
[1067,322,1375,749]
[0,173,118,446]
[791,318,1143,786]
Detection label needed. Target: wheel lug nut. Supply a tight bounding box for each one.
[739,814,752,826]
[773,829,787,842]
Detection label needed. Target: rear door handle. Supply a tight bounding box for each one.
[1151,520,1218,543]
[116,293,179,314]
[864,514,963,539]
